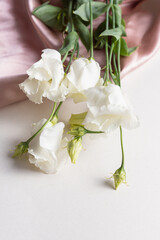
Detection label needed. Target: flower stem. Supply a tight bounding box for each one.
[68,0,74,32]
[76,42,79,58]
[62,52,68,63]
[26,102,57,144]
[89,0,94,59]
[120,126,124,169]
[65,41,78,73]
[86,129,104,134]
[51,101,63,121]
[117,39,121,86]
[104,3,111,85]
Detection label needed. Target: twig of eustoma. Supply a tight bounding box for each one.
[89,0,94,59]
[103,0,126,187]
[104,2,111,84]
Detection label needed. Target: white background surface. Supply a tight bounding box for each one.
[0,50,160,240]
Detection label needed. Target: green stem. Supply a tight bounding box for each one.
[89,0,93,59]
[104,3,111,85]
[51,102,63,121]
[62,52,68,63]
[26,102,57,144]
[68,0,74,32]
[86,129,104,134]
[108,5,119,85]
[109,44,118,84]
[117,39,121,86]
[65,41,77,73]
[76,42,79,58]
[120,126,124,169]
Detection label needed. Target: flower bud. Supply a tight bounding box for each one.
[12,142,29,158]
[68,125,87,137]
[67,137,82,164]
[113,167,126,190]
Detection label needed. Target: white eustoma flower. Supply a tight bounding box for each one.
[28,119,68,173]
[84,84,139,133]
[65,58,102,103]
[19,49,68,104]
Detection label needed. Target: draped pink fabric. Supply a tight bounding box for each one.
[0,0,160,108]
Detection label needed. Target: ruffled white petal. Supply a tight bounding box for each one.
[19,78,48,104]
[27,59,51,82]
[20,49,67,104]
[84,84,139,133]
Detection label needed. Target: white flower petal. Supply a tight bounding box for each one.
[27,59,51,82]
[66,58,101,102]
[40,122,65,151]
[42,49,64,89]
[84,84,139,133]
[28,120,68,174]
[19,78,45,104]
[20,49,67,103]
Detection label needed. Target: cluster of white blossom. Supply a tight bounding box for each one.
[19,49,139,173]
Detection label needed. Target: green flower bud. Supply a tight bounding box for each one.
[51,114,58,125]
[113,167,126,190]
[67,137,82,164]
[12,141,29,158]
[68,125,87,137]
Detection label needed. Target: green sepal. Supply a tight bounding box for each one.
[59,31,79,55]
[68,125,87,137]
[12,142,29,158]
[32,3,64,31]
[73,2,107,22]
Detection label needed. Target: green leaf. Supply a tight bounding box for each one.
[75,0,91,8]
[119,38,128,56]
[94,20,106,40]
[100,27,122,40]
[128,46,137,56]
[32,4,64,31]
[69,112,87,126]
[73,2,107,22]
[74,16,90,51]
[59,32,78,55]
[121,18,127,37]
[94,20,106,49]
[114,38,137,56]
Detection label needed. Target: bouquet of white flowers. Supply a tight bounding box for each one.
[13,0,139,189]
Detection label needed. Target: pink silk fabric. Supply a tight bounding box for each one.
[0,0,160,108]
